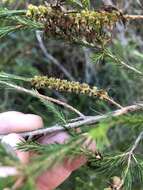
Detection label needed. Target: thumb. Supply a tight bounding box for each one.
[1,133,29,164]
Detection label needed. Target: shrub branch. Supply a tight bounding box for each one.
[0,103,142,140]
[0,80,85,117]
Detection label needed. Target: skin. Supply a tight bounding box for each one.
[0,111,96,190]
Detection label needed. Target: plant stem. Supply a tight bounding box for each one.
[0,80,85,117]
[125,15,143,20]
[0,103,142,140]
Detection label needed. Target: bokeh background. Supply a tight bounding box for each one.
[0,0,143,189]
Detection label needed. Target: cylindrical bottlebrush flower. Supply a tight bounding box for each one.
[26,4,125,46]
[31,76,108,100]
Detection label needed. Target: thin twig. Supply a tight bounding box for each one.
[104,96,123,109]
[105,49,143,75]
[117,131,143,190]
[0,81,85,117]
[125,15,143,20]
[129,131,143,154]
[36,31,75,81]
[0,73,122,109]
[83,47,95,83]
[0,103,142,140]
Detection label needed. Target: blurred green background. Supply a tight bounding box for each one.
[0,0,143,189]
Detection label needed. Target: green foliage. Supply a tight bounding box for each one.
[39,99,67,124]
[66,0,90,9]
[0,9,26,18]
[80,0,90,9]
[89,123,110,150]
[0,144,18,165]
[0,177,16,189]
[17,135,92,177]
[89,152,143,189]
[0,8,44,38]
[0,0,143,190]
[67,0,83,8]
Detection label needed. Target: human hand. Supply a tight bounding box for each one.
[0,111,96,190]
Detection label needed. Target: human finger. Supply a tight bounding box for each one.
[1,133,30,164]
[0,111,43,134]
[36,133,96,190]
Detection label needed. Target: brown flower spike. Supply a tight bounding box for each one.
[26,4,124,46]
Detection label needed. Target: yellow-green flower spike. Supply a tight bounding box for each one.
[31,76,108,99]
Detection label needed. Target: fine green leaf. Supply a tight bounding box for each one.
[81,0,90,9]
[66,0,83,8]
[89,123,110,150]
